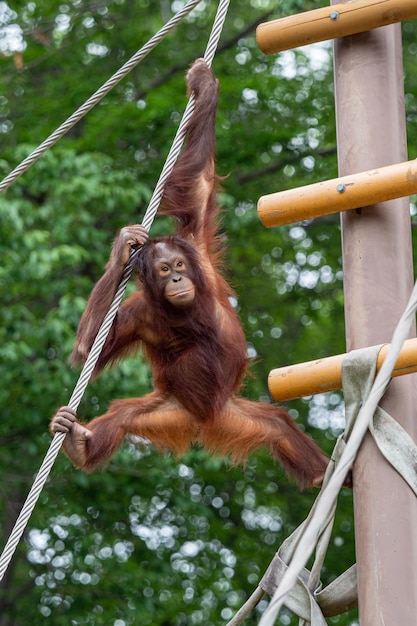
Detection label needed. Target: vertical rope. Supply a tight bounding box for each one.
[142,0,230,230]
[0,0,202,195]
[0,0,230,583]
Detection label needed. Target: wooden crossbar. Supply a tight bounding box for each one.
[256,0,417,55]
[258,159,417,228]
[268,337,417,402]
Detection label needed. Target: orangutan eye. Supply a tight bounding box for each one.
[159,265,170,277]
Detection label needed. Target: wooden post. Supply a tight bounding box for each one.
[256,0,417,55]
[332,12,417,625]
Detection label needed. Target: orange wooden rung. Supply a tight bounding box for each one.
[258,159,417,229]
[268,337,417,402]
[256,0,417,55]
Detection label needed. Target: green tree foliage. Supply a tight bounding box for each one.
[1,0,416,624]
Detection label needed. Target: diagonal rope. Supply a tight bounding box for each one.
[0,0,202,195]
[0,0,230,583]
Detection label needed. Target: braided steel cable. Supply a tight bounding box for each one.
[0,0,202,195]
[0,0,230,583]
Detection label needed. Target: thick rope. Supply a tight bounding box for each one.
[0,0,202,195]
[0,0,230,583]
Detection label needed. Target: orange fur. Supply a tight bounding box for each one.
[53,59,329,489]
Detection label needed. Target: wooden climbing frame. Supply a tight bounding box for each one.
[256,1,417,624]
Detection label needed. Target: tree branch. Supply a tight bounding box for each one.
[236,147,337,185]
